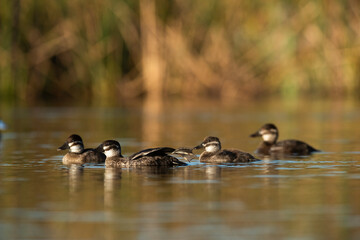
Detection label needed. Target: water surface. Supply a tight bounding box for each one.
[1,99,360,240]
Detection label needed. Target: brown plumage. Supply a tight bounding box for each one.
[194,136,258,163]
[96,140,187,168]
[250,123,319,156]
[57,134,105,165]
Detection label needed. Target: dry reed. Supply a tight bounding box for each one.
[1,0,359,104]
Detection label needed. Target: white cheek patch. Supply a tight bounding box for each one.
[70,144,83,153]
[262,133,276,142]
[205,144,219,152]
[259,129,267,135]
[105,149,118,158]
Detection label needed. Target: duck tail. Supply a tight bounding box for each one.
[308,145,320,153]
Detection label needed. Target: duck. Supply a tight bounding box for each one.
[193,136,258,163]
[57,134,106,164]
[250,123,319,156]
[96,140,188,167]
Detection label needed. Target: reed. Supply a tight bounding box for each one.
[1,0,359,104]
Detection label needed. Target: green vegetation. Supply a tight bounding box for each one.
[1,0,360,104]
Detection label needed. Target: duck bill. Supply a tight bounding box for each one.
[193,143,204,150]
[250,131,261,138]
[57,142,69,151]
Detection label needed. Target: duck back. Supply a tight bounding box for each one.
[106,155,186,167]
[200,149,257,163]
[271,140,319,155]
[62,149,105,164]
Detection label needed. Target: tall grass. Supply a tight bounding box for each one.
[1,0,360,104]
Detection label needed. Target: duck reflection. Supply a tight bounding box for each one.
[67,164,84,194]
[129,166,176,176]
[205,165,222,180]
[202,165,222,202]
[104,168,122,208]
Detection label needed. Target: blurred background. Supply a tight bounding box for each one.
[2,3,360,239]
[1,0,360,106]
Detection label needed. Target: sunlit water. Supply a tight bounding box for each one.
[1,99,360,240]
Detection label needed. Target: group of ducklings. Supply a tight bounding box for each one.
[58,123,320,167]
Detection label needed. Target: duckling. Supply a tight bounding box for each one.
[57,134,106,164]
[193,136,258,163]
[250,123,319,156]
[96,140,187,167]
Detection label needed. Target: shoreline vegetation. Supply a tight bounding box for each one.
[1,0,360,105]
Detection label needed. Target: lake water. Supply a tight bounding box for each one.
[1,99,360,240]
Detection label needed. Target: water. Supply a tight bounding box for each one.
[1,99,360,240]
